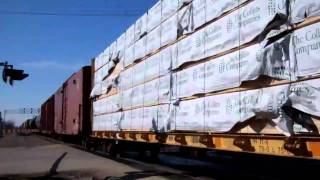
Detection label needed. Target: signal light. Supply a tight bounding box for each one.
[1,61,29,85]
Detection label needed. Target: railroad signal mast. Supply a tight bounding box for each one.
[0,61,29,85]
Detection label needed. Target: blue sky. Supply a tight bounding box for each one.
[0,0,157,125]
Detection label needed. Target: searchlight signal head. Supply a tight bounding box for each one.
[1,61,29,85]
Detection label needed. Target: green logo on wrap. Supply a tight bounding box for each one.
[268,0,276,15]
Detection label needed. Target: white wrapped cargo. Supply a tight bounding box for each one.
[145,53,160,82]
[101,114,113,131]
[175,29,205,69]
[131,108,144,130]
[92,116,99,131]
[120,110,131,130]
[100,64,109,81]
[205,0,287,59]
[125,24,135,48]
[178,4,193,36]
[122,88,132,109]
[124,44,135,68]
[132,61,145,87]
[191,0,206,30]
[290,0,320,23]
[101,79,110,95]
[157,104,172,132]
[175,97,205,131]
[290,22,320,77]
[205,0,245,23]
[146,26,161,54]
[159,75,172,104]
[90,82,102,98]
[131,84,144,108]
[162,0,179,22]
[204,44,263,93]
[160,44,177,76]
[204,92,242,132]
[289,79,320,118]
[178,0,192,8]
[134,36,147,61]
[204,78,320,135]
[102,47,110,68]
[135,13,148,41]
[106,94,121,113]
[175,63,205,98]
[116,33,126,65]
[144,78,159,106]
[120,68,132,90]
[110,41,117,61]
[147,1,162,32]
[239,0,287,44]
[143,106,158,131]
[161,13,178,47]
[262,35,295,80]
[111,112,121,131]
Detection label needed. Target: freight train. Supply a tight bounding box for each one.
[20,0,320,160]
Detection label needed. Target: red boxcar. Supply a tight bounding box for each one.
[54,66,91,137]
[40,95,55,134]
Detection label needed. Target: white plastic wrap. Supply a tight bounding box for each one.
[205,0,245,23]
[131,108,144,130]
[239,0,287,44]
[161,13,178,47]
[124,44,135,68]
[144,78,159,106]
[175,97,205,131]
[157,104,173,132]
[132,61,145,87]
[175,29,205,69]
[117,33,126,64]
[290,22,320,77]
[290,0,320,23]
[261,35,295,80]
[131,84,144,108]
[146,26,161,54]
[159,74,172,104]
[204,92,242,132]
[120,110,131,130]
[178,0,192,8]
[205,0,287,59]
[204,44,262,93]
[125,24,135,48]
[120,68,132,90]
[147,1,162,32]
[134,35,147,61]
[90,82,102,98]
[110,41,117,61]
[145,53,160,82]
[191,0,206,30]
[102,47,110,67]
[101,79,110,95]
[160,44,176,76]
[175,63,205,98]
[289,79,320,118]
[106,94,122,113]
[178,5,193,36]
[122,88,132,109]
[111,112,121,131]
[135,13,148,41]
[143,106,158,131]
[162,0,179,22]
